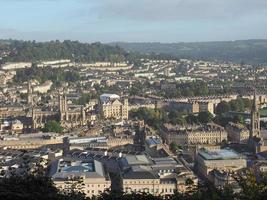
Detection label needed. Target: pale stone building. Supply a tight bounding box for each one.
[50,158,111,198]
[226,122,249,143]
[197,149,246,184]
[100,94,128,120]
[198,101,214,114]
[120,155,197,195]
[163,123,227,146]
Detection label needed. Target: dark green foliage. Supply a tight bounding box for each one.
[130,108,168,130]
[215,98,251,115]
[0,171,267,200]
[130,108,188,129]
[214,98,251,126]
[197,111,213,124]
[0,174,88,200]
[215,101,230,115]
[130,108,215,130]
[14,66,81,85]
[170,142,181,153]
[114,40,267,65]
[168,110,186,125]
[4,40,126,63]
[213,115,245,127]
[162,82,219,98]
[185,114,199,124]
[73,93,94,105]
[232,115,245,124]
[43,120,63,133]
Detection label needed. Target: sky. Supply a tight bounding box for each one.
[0,0,267,43]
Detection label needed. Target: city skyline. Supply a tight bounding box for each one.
[0,0,267,42]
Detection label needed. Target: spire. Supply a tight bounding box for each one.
[251,88,257,112]
[250,87,260,138]
[27,80,33,105]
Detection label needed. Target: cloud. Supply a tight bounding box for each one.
[0,0,267,42]
[89,0,267,21]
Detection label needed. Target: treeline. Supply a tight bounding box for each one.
[130,108,213,130]
[130,105,249,130]
[215,98,252,115]
[114,39,267,65]
[2,40,127,63]
[163,82,212,98]
[129,81,215,97]
[165,82,244,98]
[214,98,252,126]
[1,171,267,200]
[14,66,81,85]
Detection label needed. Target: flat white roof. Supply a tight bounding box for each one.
[199,149,242,160]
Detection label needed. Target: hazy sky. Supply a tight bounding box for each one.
[0,0,267,42]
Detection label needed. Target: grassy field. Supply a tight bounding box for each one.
[260,108,267,117]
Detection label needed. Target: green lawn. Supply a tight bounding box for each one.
[260,108,267,117]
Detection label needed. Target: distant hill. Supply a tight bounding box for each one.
[0,40,128,63]
[111,39,267,65]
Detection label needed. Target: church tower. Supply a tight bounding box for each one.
[250,91,260,138]
[133,121,146,152]
[27,81,33,105]
[59,93,68,121]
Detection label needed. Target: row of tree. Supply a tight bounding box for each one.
[215,98,252,115]
[14,66,81,85]
[0,170,266,200]
[130,108,213,130]
[3,40,127,63]
[214,98,252,126]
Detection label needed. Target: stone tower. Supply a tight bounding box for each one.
[133,121,146,152]
[59,93,68,121]
[27,81,33,105]
[250,91,260,138]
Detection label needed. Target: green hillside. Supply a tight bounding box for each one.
[112,39,267,65]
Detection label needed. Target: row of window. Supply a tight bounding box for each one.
[87,190,102,194]
[125,188,176,194]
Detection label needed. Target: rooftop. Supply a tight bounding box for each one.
[146,137,161,146]
[125,155,151,166]
[199,149,242,160]
[100,93,120,103]
[50,158,107,180]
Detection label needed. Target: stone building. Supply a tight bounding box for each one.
[120,155,197,195]
[31,93,86,131]
[50,158,111,198]
[226,122,249,143]
[197,149,246,185]
[100,94,128,120]
[248,91,267,153]
[162,123,227,146]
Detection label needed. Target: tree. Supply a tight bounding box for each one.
[198,111,213,124]
[168,110,186,125]
[0,174,89,200]
[43,120,63,133]
[215,101,230,115]
[130,108,168,130]
[170,142,181,153]
[235,170,267,200]
[233,115,245,124]
[185,114,198,124]
[0,170,267,200]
